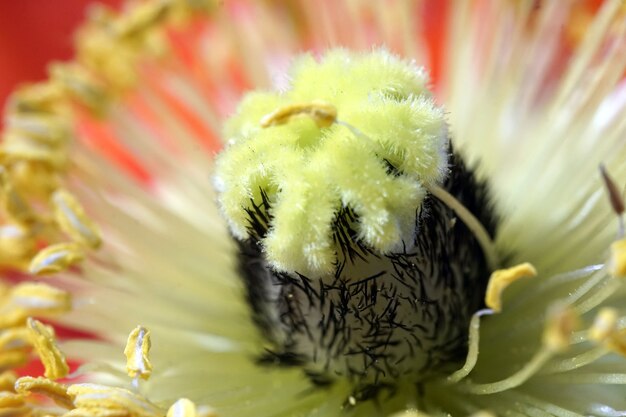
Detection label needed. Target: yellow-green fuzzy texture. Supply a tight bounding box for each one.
[215,49,448,276]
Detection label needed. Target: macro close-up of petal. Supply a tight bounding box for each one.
[1,1,626,417]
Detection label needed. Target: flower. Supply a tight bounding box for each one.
[1,0,626,416]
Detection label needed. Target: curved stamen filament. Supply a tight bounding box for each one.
[461,347,553,395]
[461,308,578,395]
[426,184,500,271]
[447,309,494,383]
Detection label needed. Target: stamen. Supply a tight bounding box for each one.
[49,63,109,114]
[10,334,215,417]
[0,75,102,274]
[111,1,171,39]
[74,0,204,97]
[0,372,17,392]
[166,398,217,417]
[543,306,579,353]
[0,130,67,169]
[485,263,537,312]
[10,282,72,317]
[388,410,495,417]
[387,410,433,417]
[259,101,337,128]
[609,239,626,278]
[539,346,608,374]
[0,167,36,225]
[26,318,69,380]
[67,384,163,417]
[447,309,494,383]
[462,307,578,395]
[0,392,25,408]
[0,349,28,370]
[15,376,73,408]
[589,307,626,356]
[469,412,496,417]
[0,225,37,269]
[29,242,85,276]
[462,348,553,395]
[124,326,153,384]
[5,113,71,146]
[52,189,102,249]
[0,327,31,351]
[589,307,619,342]
[0,282,71,329]
[7,81,67,115]
[572,276,621,317]
[426,184,500,271]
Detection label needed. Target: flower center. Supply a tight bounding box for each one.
[214,49,498,401]
[236,148,496,399]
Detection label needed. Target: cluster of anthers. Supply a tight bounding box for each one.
[444,165,626,397]
[0,0,215,275]
[0,2,218,417]
[0,313,214,417]
[2,240,216,416]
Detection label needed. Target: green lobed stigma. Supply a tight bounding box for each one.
[214,49,449,276]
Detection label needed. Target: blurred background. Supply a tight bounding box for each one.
[0,0,123,110]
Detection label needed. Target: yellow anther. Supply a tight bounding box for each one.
[0,283,70,329]
[387,410,433,417]
[167,399,216,417]
[485,263,537,312]
[49,63,109,114]
[67,384,162,417]
[543,306,579,353]
[0,310,32,331]
[29,242,86,276]
[8,81,67,116]
[260,101,337,128]
[468,412,496,417]
[124,326,152,381]
[0,350,29,371]
[609,238,626,278]
[0,167,35,225]
[167,0,215,25]
[390,410,491,417]
[0,130,68,169]
[52,189,102,249]
[605,332,626,357]
[0,392,25,408]
[74,0,170,96]
[10,282,72,316]
[77,32,139,94]
[9,160,60,198]
[15,377,73,409]
[0,225,37,270]
[64,408,131,417]
[26,318,69,380]
[0,372,17,392]
[5,114,72,146]
[195,406,217,417]
[113,1,170,39]
[588,308,626,356]
[0,327,31,351]
[589,307,619,342]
